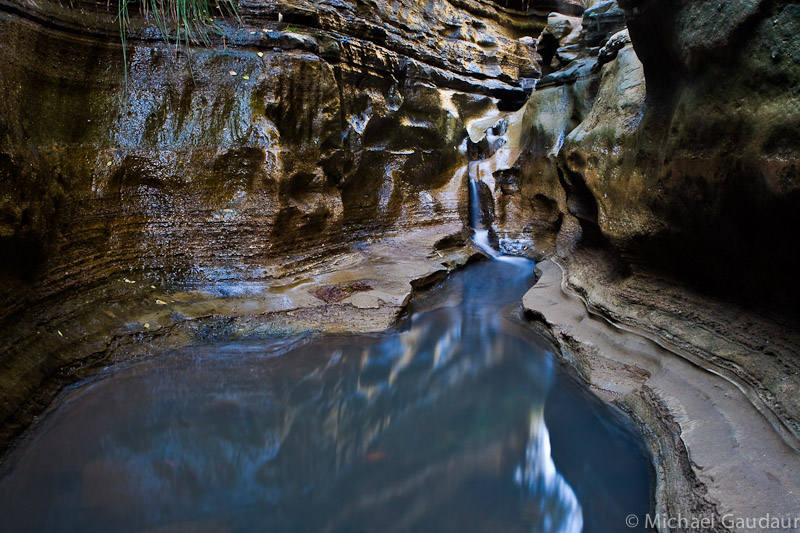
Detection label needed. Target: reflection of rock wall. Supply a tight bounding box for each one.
[515,413,583,533]
[0,260,563,532]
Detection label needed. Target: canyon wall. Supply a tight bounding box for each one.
[498,0,800,302]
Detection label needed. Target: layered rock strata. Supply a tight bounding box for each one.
[493,0,800,442]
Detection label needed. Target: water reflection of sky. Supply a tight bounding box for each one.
[0,259,651,533]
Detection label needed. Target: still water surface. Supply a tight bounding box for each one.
[0,258,652,532]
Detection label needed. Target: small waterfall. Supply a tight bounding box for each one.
[466,120,529,266]
[468,162,481,230]
[468,162,501,259]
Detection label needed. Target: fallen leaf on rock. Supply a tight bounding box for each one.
[365,450,387,463]
[57,330,63,337]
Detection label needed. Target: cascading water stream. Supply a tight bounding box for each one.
[462,110,584,533]
[467,163,498,259]
[464,114,530,266]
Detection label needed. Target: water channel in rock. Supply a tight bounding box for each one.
[0,252,653,532]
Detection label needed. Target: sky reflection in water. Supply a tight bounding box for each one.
[0,259,652,532]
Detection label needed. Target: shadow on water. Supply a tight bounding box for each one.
[0,259,653,533]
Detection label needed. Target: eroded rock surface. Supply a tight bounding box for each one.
[491,0,800,437]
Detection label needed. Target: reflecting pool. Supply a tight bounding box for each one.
[0,259,653,532]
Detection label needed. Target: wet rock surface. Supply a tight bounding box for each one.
[525,261,800,532]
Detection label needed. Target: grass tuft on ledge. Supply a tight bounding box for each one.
[117,0,240,84]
